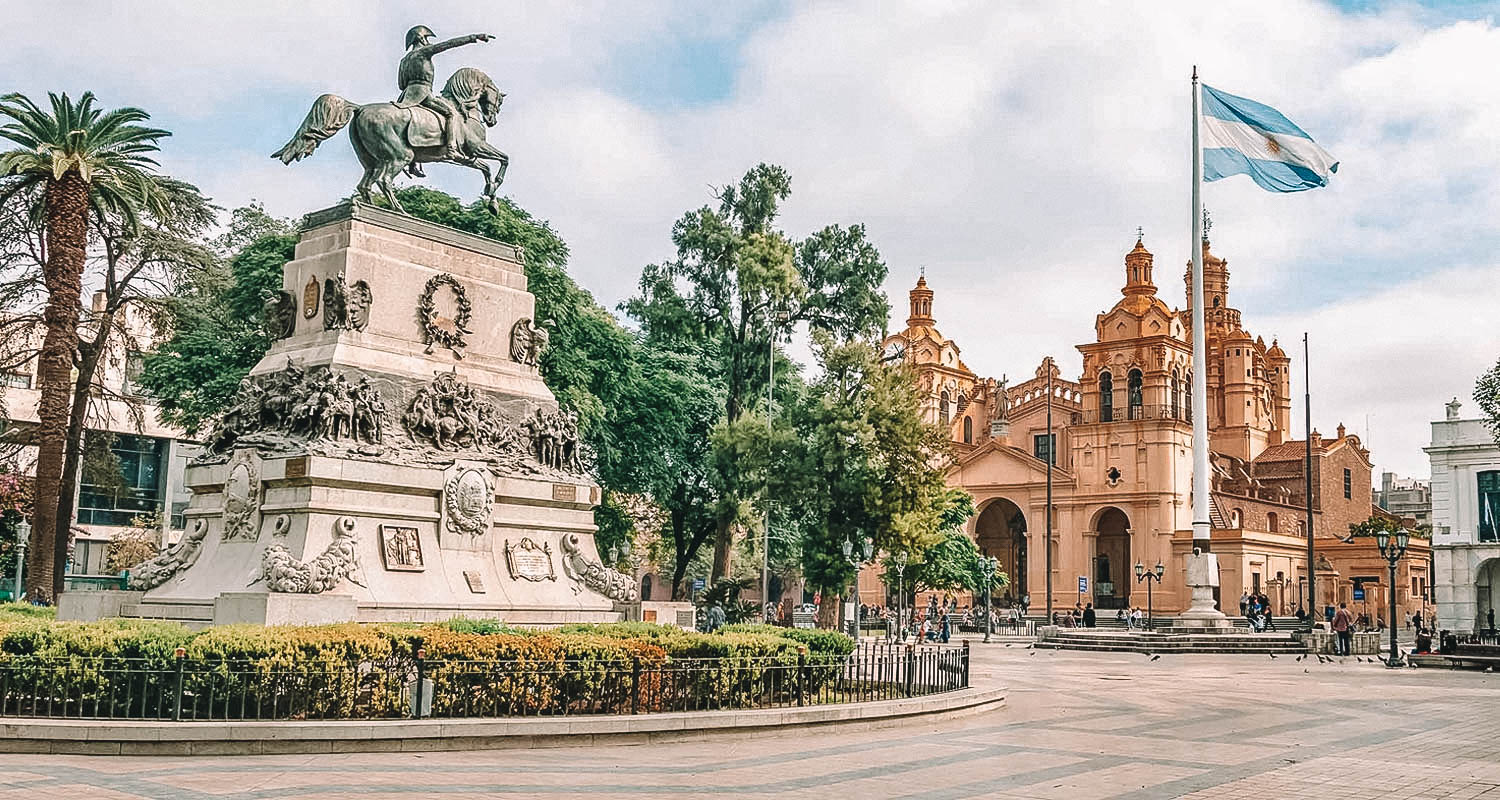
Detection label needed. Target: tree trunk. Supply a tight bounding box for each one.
[53,314,114,598]
[28,171,89,603]
[710,514,732,584]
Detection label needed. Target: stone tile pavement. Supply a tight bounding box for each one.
[2,645,1498,799]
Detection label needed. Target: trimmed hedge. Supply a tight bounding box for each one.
[0,618,856,718]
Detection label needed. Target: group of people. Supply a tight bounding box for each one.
[1238,591,1278,632]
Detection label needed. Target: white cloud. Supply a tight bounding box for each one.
[3,0,1495,479]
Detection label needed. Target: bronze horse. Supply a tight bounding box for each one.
[272,68,509,213]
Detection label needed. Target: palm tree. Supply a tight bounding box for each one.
[0,92,170,601]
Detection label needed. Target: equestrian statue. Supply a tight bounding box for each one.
[272,25,509,213]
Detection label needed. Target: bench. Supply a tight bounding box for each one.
[1444,643,1500,670]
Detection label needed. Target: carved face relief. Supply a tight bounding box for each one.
[443,466,492,536]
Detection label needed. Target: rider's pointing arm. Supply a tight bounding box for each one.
[416,33,495,59]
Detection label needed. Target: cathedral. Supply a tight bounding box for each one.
[881,236,1431,621]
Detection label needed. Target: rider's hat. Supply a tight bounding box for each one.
[405,25,435,49]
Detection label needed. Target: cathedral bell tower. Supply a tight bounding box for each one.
[907,275,936,328]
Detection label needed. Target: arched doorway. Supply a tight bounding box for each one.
[975,499,1027,606]
[1477,558,1500,632]
[1093,507,1131,610]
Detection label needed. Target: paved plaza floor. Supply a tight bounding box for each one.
[2,644,1497,799]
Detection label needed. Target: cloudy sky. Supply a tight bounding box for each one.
[4,0,1496,481]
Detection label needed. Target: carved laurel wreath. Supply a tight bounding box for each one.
[418,273,473,354]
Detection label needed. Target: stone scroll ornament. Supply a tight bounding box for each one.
[560,533,637,602]
[419,273,473,358]
[323,274,373,332]
[127,520,208,591]
[509,317,549,367]
[205,361,387,454]
[263,290,297,340]
[250,516,366,593]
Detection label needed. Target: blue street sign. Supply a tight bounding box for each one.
[1078,576,1088,594]
[692,577,705,592]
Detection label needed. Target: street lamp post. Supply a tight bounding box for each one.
[11,521,28,602]
[892,551,908,642]
[1376,528,1410,668]
[1134,560,1165,631]
[841,535,874,640]
[979,556,998,643]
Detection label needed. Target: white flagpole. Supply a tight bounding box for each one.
[1190,67,1211,551]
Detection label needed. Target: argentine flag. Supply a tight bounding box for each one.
[1201,84,1338,192]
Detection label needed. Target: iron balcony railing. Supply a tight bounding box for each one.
[0,641,969,721]
[1071,404,1192,425]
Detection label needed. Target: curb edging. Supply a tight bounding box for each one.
[0,685,1006,755]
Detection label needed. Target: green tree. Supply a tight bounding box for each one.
[626,164,889,581]
[1476,359,1500,440]
[783,335,964,625]
[0,91,175,600]
[140,214,296,435]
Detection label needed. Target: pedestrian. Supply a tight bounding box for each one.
[1083,603,1096,628]
[1332,602,1354,656]
[941,611,952,643]
[1239,591,1250,616]
[1489,607,1496,633]
[707,602,726,633]
[1021,594,1031,616]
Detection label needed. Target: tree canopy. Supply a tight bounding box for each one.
[625,164,890,581]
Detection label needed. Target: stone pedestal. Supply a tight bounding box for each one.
[57,590,145,622]
[97,202,633,627]
[1178,551,1230,630]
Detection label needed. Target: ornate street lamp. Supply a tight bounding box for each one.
[12,521,28,601]
[892,551,909,642]
[1375,528,1410,668]
[978,556,999,643]
[842,535,874,639]
[1134,560,1165,631]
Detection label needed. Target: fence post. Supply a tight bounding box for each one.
[963,639,971,688]
[413,648,426,719]
[172,647,186,722]
[796,650,806,707]
[630,656,641,715]
[904,644,915,697]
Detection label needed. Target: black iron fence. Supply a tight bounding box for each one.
[0,642,969,721]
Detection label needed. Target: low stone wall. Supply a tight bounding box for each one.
[0,684,1006,755]
[1298,630,1381,655]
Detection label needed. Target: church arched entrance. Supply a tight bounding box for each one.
[1092,507,1131,610]
[975,498,1027,606]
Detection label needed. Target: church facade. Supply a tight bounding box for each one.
[883,237,1430,622]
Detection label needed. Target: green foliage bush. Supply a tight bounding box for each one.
[0,618,862,718]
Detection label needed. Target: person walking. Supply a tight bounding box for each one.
[1332,602,1354,656]
[1083,603,1096,628]
[1239,591,1251,617]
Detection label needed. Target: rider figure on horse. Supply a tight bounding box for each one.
[397,25,494,164]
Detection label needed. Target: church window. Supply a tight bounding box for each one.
[1343,469,1352,499]
[1170,368,1181,419]
[1034,433,1056,465]
[1267,512,1278,533]
[940,390,951,426]
[963,416,972,443]
[1096,554,1111,585]
[1099,372,1114,422]
[1230,508,1242,527]
[1127,369,1143,419]
[1184,372,1193,421]
[1479,471,1500,542]
[1213,297,1221,308]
